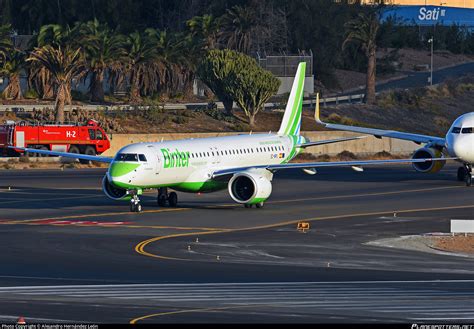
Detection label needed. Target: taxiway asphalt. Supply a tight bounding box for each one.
[0,164,473,323]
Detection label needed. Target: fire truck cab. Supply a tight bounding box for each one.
[0,119,111,163]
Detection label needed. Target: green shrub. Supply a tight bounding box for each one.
[172,115,188,125]
[24,89,40,99]
[19,156,30,163]
[337,150,358,160]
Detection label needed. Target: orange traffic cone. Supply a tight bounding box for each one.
[17,316,26,324]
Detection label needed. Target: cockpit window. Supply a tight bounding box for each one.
[461,127,473,134]
[451,127,461,134]
[139,154,147,162]
[116,153,138,162]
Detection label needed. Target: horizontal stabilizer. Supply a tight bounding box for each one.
[298,135,366,148]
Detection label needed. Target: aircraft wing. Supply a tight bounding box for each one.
[9,146,113,163]
[212,157,455,178]
[315,96,446,147]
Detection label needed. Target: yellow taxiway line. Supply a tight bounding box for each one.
[135,203,474,261]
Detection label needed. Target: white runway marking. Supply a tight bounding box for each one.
[1,281,473,322]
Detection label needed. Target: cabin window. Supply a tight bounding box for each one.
[139,154,147,162]
[462,127,473,134]
[116,153,138,162]
[452,127,461,134]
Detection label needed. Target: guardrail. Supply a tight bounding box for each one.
[0,93,366,113]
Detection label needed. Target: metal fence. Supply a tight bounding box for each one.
[257,51,313,77]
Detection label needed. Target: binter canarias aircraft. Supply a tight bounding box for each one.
[15,62,451,212]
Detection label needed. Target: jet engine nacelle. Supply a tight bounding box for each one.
[411,147,446,173]
[228,171,272,204]
[102,175,129,200]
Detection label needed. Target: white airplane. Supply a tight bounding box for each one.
[13,62,451,212]
[316,96,474,186]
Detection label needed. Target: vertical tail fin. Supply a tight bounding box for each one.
[278,62,306,136]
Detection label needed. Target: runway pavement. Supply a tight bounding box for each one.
[0,164,473,323]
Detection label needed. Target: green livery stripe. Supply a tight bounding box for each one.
[289,88,304,135]
[110,180,227,193]
[171,181,227,193]
[109,163,140,177]
[284,62,305,136]
[248,197,267,205]
[281,135,299,164]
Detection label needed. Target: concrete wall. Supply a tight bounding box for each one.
[102,131,419,157]
[277,76,314,96]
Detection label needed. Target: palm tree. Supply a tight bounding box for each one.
[36,24,78,48]
[28,24,79,101]
[1,50,25,100]
[343,10,380,105]
[77,20,124,102]
[218,5,257,54]
[27,45,86,123]
[0,24,12,64]
[187,14,219,50]
[123,31,157,103]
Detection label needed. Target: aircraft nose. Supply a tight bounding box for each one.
[453,138,474,163]
[108,161,140,185]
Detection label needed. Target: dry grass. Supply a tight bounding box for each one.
[0,159,109,170]
[433,235,474,254]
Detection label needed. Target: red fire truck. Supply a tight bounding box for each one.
[0,119,111,163]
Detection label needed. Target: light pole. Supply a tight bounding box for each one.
[428,37,433,86]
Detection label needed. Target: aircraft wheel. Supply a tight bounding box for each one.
[79,146,96,164]
[130,202,142,212]
[466,175,473,187]
[255,202,264,209]
[168,192,178,207]
[38,146,49,157]
[157,194,167,207]
[457,167,467,181]
[244,204,252,208]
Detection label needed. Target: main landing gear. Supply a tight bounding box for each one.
[157,187,178,207]
[458,164,473,187]
[244,202,264,209]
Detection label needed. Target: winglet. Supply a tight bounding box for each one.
[315,93,325,125]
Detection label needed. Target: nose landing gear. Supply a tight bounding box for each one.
[459,164,473,187]
[129,190,142,213]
